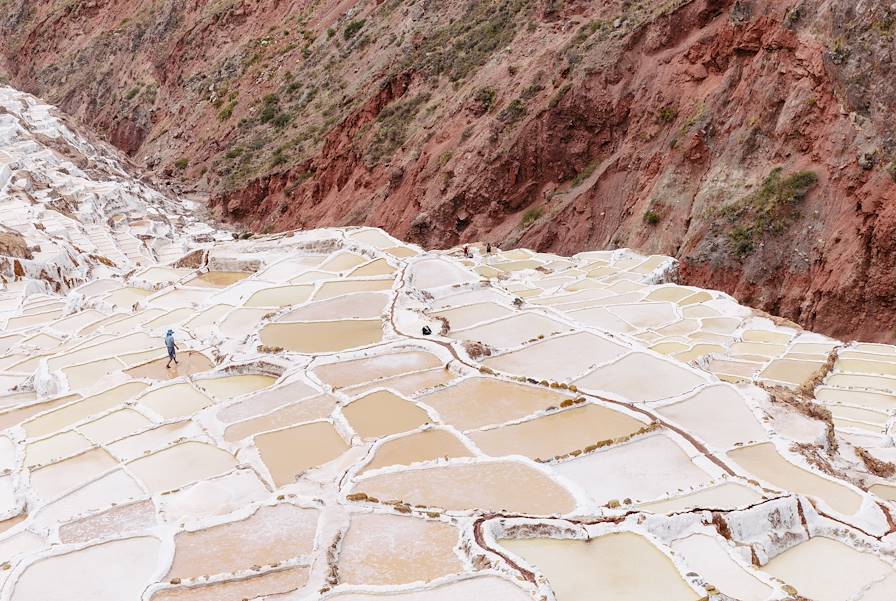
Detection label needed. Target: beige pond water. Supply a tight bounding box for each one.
[364,429,473,472]
[762,537,891,601]
[30,447,118,501]
[350,258,396,277]
[244,284,314,307]
[344,367,458,398]
[125,351,214,381]
[449,313,571,348]
[105,421,199,462]
[384,245,418,259]
[500,533,698,601]
[470,404,645,461]
[339,513,462,585]
[352,460,576,514]
[672,534,772,601]
[47,331,158,371]
[25,430,92,467]
[142,307,197,330]
[216,307,268,338]
[150,287,216,309]
[223,393,337,442]
[759,358,823,386]
[657,385,767,449]
[314,278,394,301]
[563,306,637,334]
[727,443,862,514]
[637,481,765,513]
[182,304,234,336]
[255,421,349,486]
[279,292,389,321]
[104,287,153,308]
[606,302,680,330]
[343,390,432,439]
[327,576,531,601]
[63,356,126,389]
[484,332,627,381]
[825,373,896,393]
[138,383,215,419]
[555,434,713,505]
[6,308,63,330]
[194,374,276,399]
[729,341,788,358]
[674,344,727,363]
[77,408,152,445]
[23,382,148,438]
[0,394,80,431]
[430,302,514,331]
[127,441,237,493]
[153,567,309,601]
[216,379,319,423]
[420,377,569,431]
[167,503,319,579]
[260,320,383,353]
[870,483,896,501]
[314,351,443,389]
[186,271,251,288]
[319,252,368,272]
[10,536,161,601]
[575,352,705,403]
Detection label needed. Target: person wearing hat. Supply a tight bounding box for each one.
[165,329,179,368]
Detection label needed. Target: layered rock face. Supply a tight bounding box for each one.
[2,0,895,342]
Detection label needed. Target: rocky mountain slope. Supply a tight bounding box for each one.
[2,0,896,341]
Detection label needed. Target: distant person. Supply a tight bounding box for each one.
[165,329,179,368]
[486,242,492,254]
[463,244,470,258]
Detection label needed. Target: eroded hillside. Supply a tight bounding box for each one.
[2,0,896,340]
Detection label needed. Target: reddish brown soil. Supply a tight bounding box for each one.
[2,0,896,340]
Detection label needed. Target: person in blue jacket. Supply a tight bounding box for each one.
[165,329,179,368]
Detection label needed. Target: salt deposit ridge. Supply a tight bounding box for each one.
[3,85,896,600]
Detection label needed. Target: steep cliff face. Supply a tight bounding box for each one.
[2,0,896,340]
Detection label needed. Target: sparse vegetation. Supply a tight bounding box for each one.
[521,207,543,228]
[643,209,661,225]
[548,83,571,109]
[498,98,526,124]
[720,168,818,257]
[125,86,141,100]
[473,86,497,112]
[344,19,366,40]
[656,106,677,124]
[174,158,189,170]
[367,93,431,163]
[569,160,600,188]
[218,99,238,121]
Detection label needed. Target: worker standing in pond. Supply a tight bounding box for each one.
[165,329,179,368]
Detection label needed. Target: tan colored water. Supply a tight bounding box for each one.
[10,536,161,601]
[637,481,765,513]
[319,252,368,272]
[343,390,431,439]
[761,537,891,601]
[657,385,767,449]
[194,374,276,399]
[420,377,568,431]
[344,367,458,398]
[279,291,389,321]
[62,356,126,389]
[223,393,337,442]
[29,447,118,500]
[470,404,645,460]
[352,460,576,514]
[255,421,349,486]
[500,533,699,601]
[23,382,148,437]
[152,567,309,601]
[104,287,152,307]
[364,429,473,471]
[187,271,251,288]
[339,513,462,585]
[759,358,823,386]
[245,284,314,307]
[166,503,319,579]
[127,441,237,493]
[216,379,319,423]
[313,351,442,389]
[125,351,214,380]
[139,383,215,419]
[430,302,514,330]
[350,258,396,276]
[0,394,80,431]
[672,534,771,601]
[727,443,862,514]
[218,307,268,338]
[105,421,197,461]
[314,278,394,301]
[825,373,896,393]
[260,320,383,353]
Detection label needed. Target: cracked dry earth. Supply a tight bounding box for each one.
[5,87,896,601]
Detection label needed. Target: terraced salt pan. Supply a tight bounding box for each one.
[554,434,713,505]
[728,443,862,514]
[124,351,214,380]
[672,534,772,601]
[186,271,251,288]
[339,513,462,585]
[314,278,394,301]
[430,302,514,330]
[574,352,706,403]
[363,429,474,471]
[313,351,442,389]
[484,332,627,381]
[501,533,699,601]
[23,382,147,437]
[126,441,237,493]
[152,566,309,601]
[419,377,570,430]
[279,291,389,320]
[637,481,765,513]
[656,385,767,449]
[352,460,576,514]
[327,576,530,600]
[255,421,348,486]
[223,393,337,442]
[761,537,892,601]
[469,404,646,461]
[216,379,319,422]
[260,320,384,353]
[342,390,432,439]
